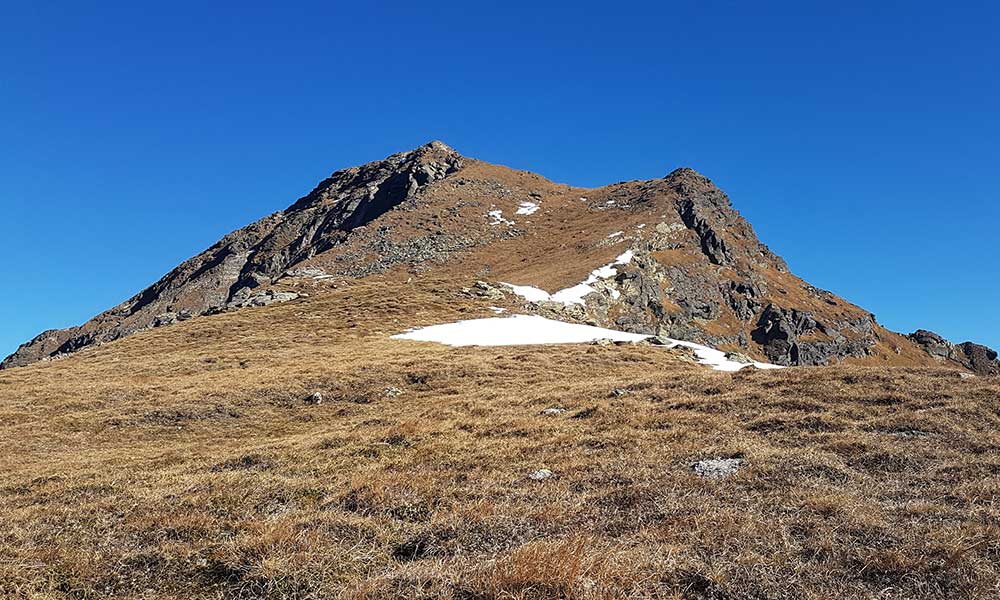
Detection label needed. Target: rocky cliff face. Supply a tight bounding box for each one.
[4,142,998,375]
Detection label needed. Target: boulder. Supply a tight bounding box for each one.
[692,458,743,479]
[229,290,300,308]
[528,469,554,481]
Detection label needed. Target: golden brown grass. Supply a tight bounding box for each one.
[1,276,998,599]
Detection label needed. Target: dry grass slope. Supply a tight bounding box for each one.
[1,276,998,599]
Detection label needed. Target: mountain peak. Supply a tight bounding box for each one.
[3,145,998,376]
[384,140,461,166]
[421,139,455,153]
[664,166,711,184]
[665,166,702,177]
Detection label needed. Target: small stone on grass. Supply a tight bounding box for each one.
[528,469,554,481]
[692,458,743,479]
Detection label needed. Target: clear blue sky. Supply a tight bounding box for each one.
[2,1,998,357]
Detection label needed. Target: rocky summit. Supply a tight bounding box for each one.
[3,141,997,375]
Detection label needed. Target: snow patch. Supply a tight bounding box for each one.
[488,209,514,226]
[587,265,617,281]
[392,315,783,372]
[502,251,635,306]
[392,315,649,347]
[488,306,506,314]
[663,339,782,372]
[501,283,550,303]
[550,283,596,305]
[607,231,624,239]
[614,250,634,265]
[516,201,540,215]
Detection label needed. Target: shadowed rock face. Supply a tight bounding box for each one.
[4,142,998,375]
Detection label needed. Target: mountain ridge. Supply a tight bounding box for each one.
[3,142,997,375]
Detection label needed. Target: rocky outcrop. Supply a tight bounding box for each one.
[908,330,953,359]
[665,168,788,271]
[749,304,876,366]
[956,342,1000,376]
[908,330,1000,376]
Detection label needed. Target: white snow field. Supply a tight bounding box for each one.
[502,251,635,306]
[392,315,782,372]
[392,315,647,347]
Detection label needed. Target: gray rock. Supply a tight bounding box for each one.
[724,351,754,364]
[540,407,566,416]
[230,290,300,308]
[654,221,685,235]
[383,387,403,397]
[468,280,507,301]
[886,428,928,438]
[284,266,330,279]
[528,469,554,481]
[152,313,178,328]
[692,458,743,479]
[909,329,954,360]
[304,392,323,405]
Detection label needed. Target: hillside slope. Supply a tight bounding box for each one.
[3,142,997,375]
[1,276,998,599]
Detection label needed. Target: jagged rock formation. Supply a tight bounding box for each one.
[4,142,998,375]
[908,330,1000,376]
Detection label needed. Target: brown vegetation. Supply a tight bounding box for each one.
[1,276,998,598]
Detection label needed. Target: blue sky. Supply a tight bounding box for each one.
[1,1,998,357]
